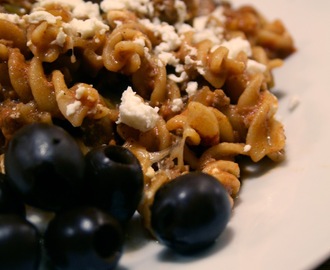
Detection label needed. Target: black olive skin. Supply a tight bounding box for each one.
[0,214,41,270]
[151,172,232,254]
[84,145,144,224]
[0,173,25,216]
[44,207,124,270]
[4,123,85,211]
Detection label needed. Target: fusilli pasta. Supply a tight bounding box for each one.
[0,0,295,232]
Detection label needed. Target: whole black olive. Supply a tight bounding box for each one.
[84,145,144,224]
[151,172,232,254]
[4,123,85,211]
[0,173,25,216]
[0,214,41,270]
[44,206,124,270]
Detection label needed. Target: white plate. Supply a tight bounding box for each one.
[119,1,330,270]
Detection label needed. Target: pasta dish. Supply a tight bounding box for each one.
[0,0,295,231]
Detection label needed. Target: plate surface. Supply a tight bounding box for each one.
[119,1,330,269]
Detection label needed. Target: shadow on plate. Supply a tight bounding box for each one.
[156,226,234,264]
[123,213,153,252]
[229,156,288,210]
[238,156,288,181]
[272,88,287,100]
[116,265,130,270]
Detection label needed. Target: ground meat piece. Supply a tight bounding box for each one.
[152,0,216,23]
[0,100,52,151]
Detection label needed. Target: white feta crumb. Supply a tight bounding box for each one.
[168,71,188,83]
[193,28,222,44]
[175,22,194,34]
[51,27,67,47]
[174,0,187,23]
[75,84,89,99]
[193,16,208,32]
[100,0,126,11]
[65,18,109,39]
[23,11,61,24]
[186,81,198,97]
[221,37,252,59]
[171,98,184,112]
[197,66,206,75]
[244,144,251,152]
[72,2,101,19]
[191,10,224,45]
[139,18,182,64]
[66,100,82,116]
[157,51,179,66]
[101,0,154,16]
[175,64,185,73]
[246,59,267,75]
[114,20,123,27]
[0,13,24,24]
[116,87,159,132]
[133,37,146,47]
[211,6,226,23]
[145,166,155,178]
[288,95,300,111]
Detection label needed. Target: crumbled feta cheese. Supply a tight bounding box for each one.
[246,59,267,75]
[175,22,194,34]
[139,18,182,65]
[101,0,126,10]
[184,55,202,67]
[75,84,89,99]
[101,0,154,16]
[174,0,187,23]
[116,87,159,132]
[0,13,23,24]
[193,16,208,32]
[114,20,123,27]
[168,71,188,83]
[145,166,155,178]
[171,98,184,112]
[220,37,252,59]
[186,81,198,97]
[188,46,198,56]
[65,18,109,39]
[66,100,82,116]
[193,28,223,44]
[211,6,226,23]
[157,51,179,66]
[133,37,146,47]
[244,144,251,152]
[23,11,61,24]
[191,8,225,45]
[51,27,67,46]
[72,2,101,19]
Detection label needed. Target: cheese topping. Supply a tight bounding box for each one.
[116,87,160,132]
